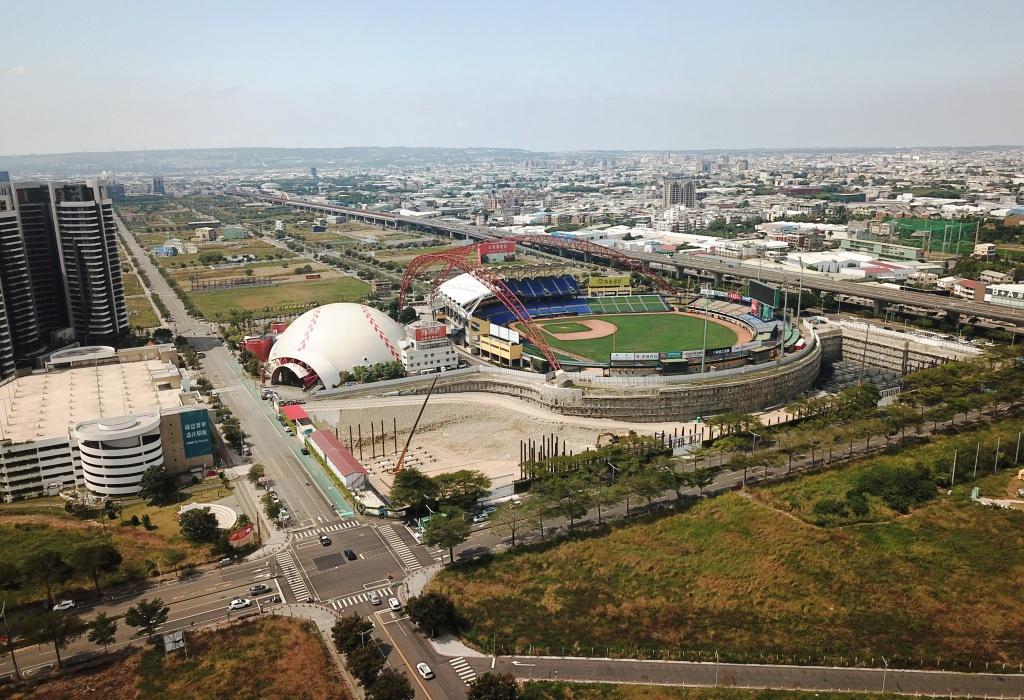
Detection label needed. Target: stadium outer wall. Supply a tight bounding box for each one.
[342,334,821,423]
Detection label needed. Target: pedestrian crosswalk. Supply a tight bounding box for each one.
[275,551,311,601]
[449,657,477,686]
[380,525,422,572]
[294,519,359,539]
[327,586,394,610]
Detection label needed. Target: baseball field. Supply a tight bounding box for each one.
[516,312,745,363]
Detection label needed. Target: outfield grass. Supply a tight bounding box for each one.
[15,617,345,700]
[432,471,1024,667]
[527,313,738,362]
[189,277,370,319]
[522,684,891,700]
[0,480,232,605]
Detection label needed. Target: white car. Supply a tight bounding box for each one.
[52,600,76,611]
[388,596,402,611]
[368,591,382,606]
[416,662,434,680]
[228,598,252,611]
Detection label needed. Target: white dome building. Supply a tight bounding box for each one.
[267,303,405,390]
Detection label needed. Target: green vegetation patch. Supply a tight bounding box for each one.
[433,480,1024,666]
[188,277,370,319]
[126,295,160,329]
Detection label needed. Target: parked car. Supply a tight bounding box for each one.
[249,584,270,595]
[344,548,357,561]
[416,662,434,680]
[52,600,76,612]
[319,535,331,546]
[471,513,489,524]
[228,598,251,611]
[368,591,382,605]
[300,447,309,455]
[388,597,402,611]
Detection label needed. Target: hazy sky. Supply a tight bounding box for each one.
[3,0,1023,154]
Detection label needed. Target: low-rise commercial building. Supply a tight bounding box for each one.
[306,429,367,489]
[0,345,213,500]
[399,321,458,374]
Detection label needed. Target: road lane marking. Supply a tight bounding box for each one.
[328,587,393,610]
[275,551,311,601]
[450,656,478,685]
[380,524,422,572]
[375,612,435,700]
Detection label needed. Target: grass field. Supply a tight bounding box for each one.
[189,277,370,319]
[527,313,738,362]
[15,617,345,700]
[126,295,160,329]
[432,467,1024,667]
[0,481,232,605]
[522,684,891,700]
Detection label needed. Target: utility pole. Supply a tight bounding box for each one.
[700,290,710,374]
[1,602,20,681]
[950,449,957,489]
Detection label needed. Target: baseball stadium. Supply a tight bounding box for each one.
[400,236,803,374]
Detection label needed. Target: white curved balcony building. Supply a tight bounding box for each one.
[75,411,164,496]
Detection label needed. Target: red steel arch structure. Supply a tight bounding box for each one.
[399,250,564,370]
[397,237,678,371]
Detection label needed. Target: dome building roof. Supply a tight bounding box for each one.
[267,303,404,389]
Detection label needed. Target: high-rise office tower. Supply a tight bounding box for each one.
[50,180,128,343]
[663,177,697,209]
[13,183,68,338]
[152,176,165,195]
[0,179,41,357]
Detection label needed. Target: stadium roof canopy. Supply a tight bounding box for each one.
[437,272,491,308]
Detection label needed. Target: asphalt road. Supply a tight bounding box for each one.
[0,558,281,677]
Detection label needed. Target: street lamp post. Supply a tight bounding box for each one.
[881,656,889,693]
[700,290,710,374]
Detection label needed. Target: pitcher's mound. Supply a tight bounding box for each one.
[545,319,617,340]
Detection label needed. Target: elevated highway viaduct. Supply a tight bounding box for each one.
[239,192,1024,327]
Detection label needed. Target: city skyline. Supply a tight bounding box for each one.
[3,0,1023,155]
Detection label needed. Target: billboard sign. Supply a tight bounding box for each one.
[748,281,780,307]
[727,291,742,302]
[610,352,659,362]
[180,409,213,459]
[489,324,521,344]
[228,523,256,546]
[414,324,447,342]
[589,274,631,289]
[478,240,515,263]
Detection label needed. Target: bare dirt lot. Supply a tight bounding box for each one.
[307,393,692,488]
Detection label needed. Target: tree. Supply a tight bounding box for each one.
[398,306,418,324]
[86,612,118,654]
[178,508,220,543]
[28,611,84,668]
[22,550,73,607]
[138,465,177,505]
[367,668,414,700]
[468,672,520,700]
[433,470,492,510]
[346,643,386,686]
[125,598,170,641]
[261,492,283,520]
[390,467,438,515]
[491,502,533,546]
[405,592,460,638]
[423,508,470,564]
[70,543,123,596]
[247,463,265,483]
[688,467,718,497]
[0,561,22,591]
[331,613,374,654]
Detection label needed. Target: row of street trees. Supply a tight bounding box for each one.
[0,543,123,607]
[1,597,170,678]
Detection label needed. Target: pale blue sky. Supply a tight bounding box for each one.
[2,0,1022,154]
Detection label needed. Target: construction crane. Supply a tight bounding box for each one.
[393,375,439,474]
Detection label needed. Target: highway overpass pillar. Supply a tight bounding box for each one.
[873,299,884,315]
[946,310,960,325]
[713,272,724,286]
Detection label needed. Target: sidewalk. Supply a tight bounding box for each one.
[226,467,291,560]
